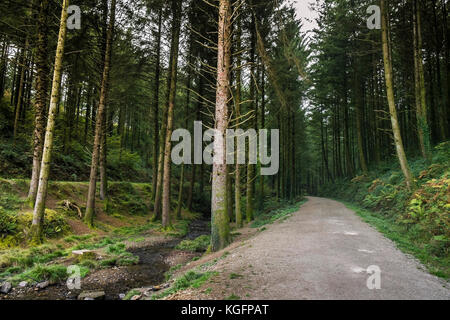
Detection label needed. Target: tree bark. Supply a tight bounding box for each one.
[30,0,69,243]
[234,6,243,226]
[412,0,430,160]
[13,37,29,141]
[211,0,232,251]
[28,0,50,206]
[161,0,182,228]
[85,0,116,227]
[152,7,163,203]
[354,61,368,175]
[380,0,414,190]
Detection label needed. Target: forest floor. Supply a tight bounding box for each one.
[161,197,450,300]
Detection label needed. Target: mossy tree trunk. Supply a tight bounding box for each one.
[234,7,243,227]
[85,0,116,227]
[161,0,182,228]
[151,6,163,204]
[30,0,69,243]
[380,0,414,190]
[13,36,29,141]
[412,0,430,160]
[28,0,50,206]
[176,16,194,219]
[354,60,368,175]
[246,13,256,223]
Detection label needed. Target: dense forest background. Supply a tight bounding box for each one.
[0,0,448,259]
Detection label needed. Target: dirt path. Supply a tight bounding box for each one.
[176,197,449,300]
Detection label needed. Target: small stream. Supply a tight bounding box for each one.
[4,219,210,300]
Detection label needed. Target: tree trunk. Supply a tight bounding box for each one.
[28,0,50,206]
[99,112,107,200]
[246,13,256,222]
[30,0,69,243]
[13,37,29,141]
[0,40,8,99]
[176,20,193,219]
[84,0,116,227]
[152,7,163,203]
[412,0,430,159]
[161,0,182,228]
[380,0,414,190]
[354,61,368,175]
[211,0,231,251]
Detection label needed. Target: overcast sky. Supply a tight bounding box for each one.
[288,0,320,33]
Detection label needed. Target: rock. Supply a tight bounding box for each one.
[18,281,28,288]
[72,250,97,261]
[36,281,49,290]
[119,293,125,300]
[78,290,105,300]
[152,285,161,291]
[143,290,153,297]
[130,295,141,300]
[72,249,93,255]
[0,282,12,294]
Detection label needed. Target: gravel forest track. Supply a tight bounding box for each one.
[182,197,449,300]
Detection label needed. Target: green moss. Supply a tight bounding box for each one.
[175,235,210,252]
[123,289,141,300]
[106,243,126,255]
[105,182,150,216]
[9,264,67,284]
[113,223,156,236]
[203,288,212,294]
[152,270,218,299]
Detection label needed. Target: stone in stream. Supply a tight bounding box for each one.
[78,290,105,300]
[119,293,126,300]
[18,281,28,288]
[0,282,12,294]
[36,281,49,290]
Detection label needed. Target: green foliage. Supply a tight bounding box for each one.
[9,264,68,284]
[105,182,151,216]
[0,211,18,236]
[164,263,183,281]
[123,289,141,300]
[165,219,190,237]
[175,235,210,252]
[19,209,69,238]
[250,199,306,228]
[107,138,147,181]
[106,242,127,255]
[104,242,139,266]
[153,270,218,300]
[0,140,32,179]
[113,223,157,236]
